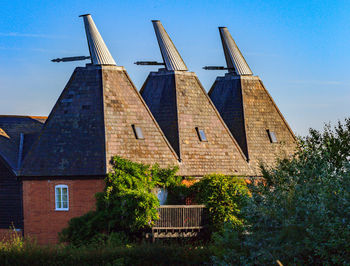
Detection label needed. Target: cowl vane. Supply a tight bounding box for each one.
[152,20,188,71]
[219,27,252,75]
[80,14,116,66]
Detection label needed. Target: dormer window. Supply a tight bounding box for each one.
[132,125,144,139]
[267,130,278,143]
[196,127,208,142]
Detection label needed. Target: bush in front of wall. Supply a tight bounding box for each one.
[59,156,250,245]
[191,174,249,233]
[150,163,190,204]
[59,156,179,246]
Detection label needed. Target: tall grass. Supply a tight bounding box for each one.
[0,236,213,266]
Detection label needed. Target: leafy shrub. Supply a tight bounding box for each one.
[60,157,250,246]
[0,229,24,252]
[213,118,350,265]
[192,174,249,233]
[60,156,178,245]
[150,163,189,204]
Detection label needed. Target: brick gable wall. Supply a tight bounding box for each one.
[22,179,104,245]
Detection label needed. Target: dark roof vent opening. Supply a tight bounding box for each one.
[267,130,278,143]
[196,127,208,142]
[132,125,145,140]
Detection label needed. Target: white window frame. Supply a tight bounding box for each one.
[55,185,69,211]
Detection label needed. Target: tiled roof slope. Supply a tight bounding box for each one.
[102,66,179,172]
[209,74,296,174]
[0,116,46,172]
[20,65,178,177]
[207,78,249,159]
[140,74,179,156]
[141,70,251,176]
[20,67,106,176]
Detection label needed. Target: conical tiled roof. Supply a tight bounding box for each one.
[219,27,252,75]
[20,17,178,177]
[141,22,250,176]
[209,32,296,174]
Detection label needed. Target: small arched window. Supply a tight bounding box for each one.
[55,185,69,211]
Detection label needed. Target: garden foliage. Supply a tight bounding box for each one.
[213,118,350,265]
[192,174,249,233]
[59,156,179,246]
[0,237,212,266]
[59,156,250,245]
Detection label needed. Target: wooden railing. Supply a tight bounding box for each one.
[154,205,206,229]
[150,205,207,240]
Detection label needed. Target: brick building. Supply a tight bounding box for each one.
[0,15,295,244]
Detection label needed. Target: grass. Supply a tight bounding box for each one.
[0,235,213,266]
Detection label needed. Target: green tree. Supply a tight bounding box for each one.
[213,118,350,265]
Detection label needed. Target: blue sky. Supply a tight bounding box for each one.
[0,0,349,136]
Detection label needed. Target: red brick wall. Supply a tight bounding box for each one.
[22,179,104,245]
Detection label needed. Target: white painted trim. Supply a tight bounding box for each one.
[55,184,69,211]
